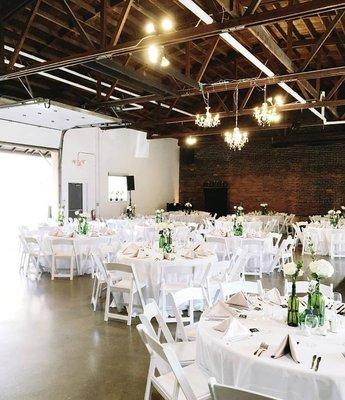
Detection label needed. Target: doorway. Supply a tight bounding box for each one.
[204,186,228,217]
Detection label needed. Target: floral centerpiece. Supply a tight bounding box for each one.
[57,205,65,227]
[328,209,342,228]
[155,209,165,223]
[158,222,173,253]
[260,203,268,215]
[184,202,193,215]
[309,259,334,326]
[75,210,89,235]
[283,261,303,327]
[126,204,136,219]
[233,205,244,236]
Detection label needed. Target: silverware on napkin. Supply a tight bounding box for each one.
[315,356,322,371]
[310,354,317,369]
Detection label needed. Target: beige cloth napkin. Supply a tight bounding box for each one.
[205,301,237,318]
[272,334,300,363]
[226,291,251,310]
[195,244,213,257]
[214,317,251,341]
[137,248,150,259]
[181,249,195,259]
[266,288,282,305]
[122,244,139,257]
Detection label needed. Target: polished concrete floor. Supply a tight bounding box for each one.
[1,250,345,400]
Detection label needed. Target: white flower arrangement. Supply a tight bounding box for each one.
[184,202,192,208]
[341,206,345,210]
[260,203,268,207]
[283,262,303,277]
[309,259,334,279]
[237,206,243,211]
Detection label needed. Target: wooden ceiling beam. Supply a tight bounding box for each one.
[2,0,345,82]
[326,76,345,100]
[110,0,133,47]
[102,66,345,107]
[301,10,345,71]
[149,98,345,126]
[1,0,35,22]
[60,0,95,49]
[8,0,42,70]
[196,36,220,82]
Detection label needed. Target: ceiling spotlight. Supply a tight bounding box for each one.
[186,136,197,145]
[147,44,161,64]
[160,56,170,67]
[145,22,155,34]
[161,17,173,31]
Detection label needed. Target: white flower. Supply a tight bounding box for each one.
[328,209,335,215]
[233,206,237,210]
[160,209,165,213]
[336,210,341,214]
[309,259,334,278]
[260,203,268,207]
[283,262,298,276]
[75,210,80,216]
[341,206,345,210]
[237,206,243,211]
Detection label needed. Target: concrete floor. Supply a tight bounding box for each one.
[1,251,344,400]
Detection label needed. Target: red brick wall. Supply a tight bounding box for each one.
[179,138,345,216]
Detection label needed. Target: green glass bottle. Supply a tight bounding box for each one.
[159,232,166,249]
[310,282,325,326]
[287,281,299,327]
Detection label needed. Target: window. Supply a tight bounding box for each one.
[108,175,127,202]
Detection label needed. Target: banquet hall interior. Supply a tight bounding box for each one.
[1,0,345,399]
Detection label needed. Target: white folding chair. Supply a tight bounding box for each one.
[159,264,196,323]
[220,280,263,301]
[279,235,295,270]
[284,280,333,298]
[139,300,196,366]
[242,239,264,278]
[169,287,207,342]
[330,230,345,258]
[104,262,146,325]
[209,377,278,400]
[205,237,231,261]
[50,238,76,280]
[227,249,248,282]
[22,236,46,280]
[90,251,108,311]
[200,261,229,307]
[137,324,211,400]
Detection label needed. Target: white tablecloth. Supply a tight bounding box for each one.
[197,304,345,400]
[117,251,217,302]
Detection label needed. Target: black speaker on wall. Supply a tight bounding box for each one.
[127,175,135,191]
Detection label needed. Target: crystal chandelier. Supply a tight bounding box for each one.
[224,88,248,151]
[195,88,220,128]
[254,85,283,126]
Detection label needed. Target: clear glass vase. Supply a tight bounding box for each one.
[287,282,299,327]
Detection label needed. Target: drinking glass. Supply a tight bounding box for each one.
[305,314,319,334]
[333,292,342,306]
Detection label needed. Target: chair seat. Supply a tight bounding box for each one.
[170,341,196,364]
[156,362,210,400]
[161,283,190,292]
[111,278,145,291]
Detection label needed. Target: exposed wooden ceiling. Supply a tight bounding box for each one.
[0,0,345,141]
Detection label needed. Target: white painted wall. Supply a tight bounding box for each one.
[60,127,179,218]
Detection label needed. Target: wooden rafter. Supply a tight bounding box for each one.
[61,0,95,49]
[196,36,219,82]
[326,76,345,99]
[100,0,108,49]
[9,0,42,70]
[110,0,133,47]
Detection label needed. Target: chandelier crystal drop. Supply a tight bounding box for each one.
[254,85,283,126]
[195,88,220,128]
[224,88,248,151]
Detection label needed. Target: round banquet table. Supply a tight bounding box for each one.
[117,250,217,302]
[196,303,345,400]
[43,234,117,274]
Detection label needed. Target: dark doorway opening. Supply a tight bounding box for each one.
[204,181,228,217]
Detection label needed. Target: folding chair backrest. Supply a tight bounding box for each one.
[139,300,174,343]
[220,280,263,300]
[161,264,195,286]
[137,324,198,400]
[209,377,278,400]
[92,251,108,280]
[228,250,247,281]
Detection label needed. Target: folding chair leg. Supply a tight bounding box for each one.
[51,256,55,280]
[104,285,111,322]
[91,276,97,306]
[70,257,74,281]
[144,363,154,400]
[127,292,134,326]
